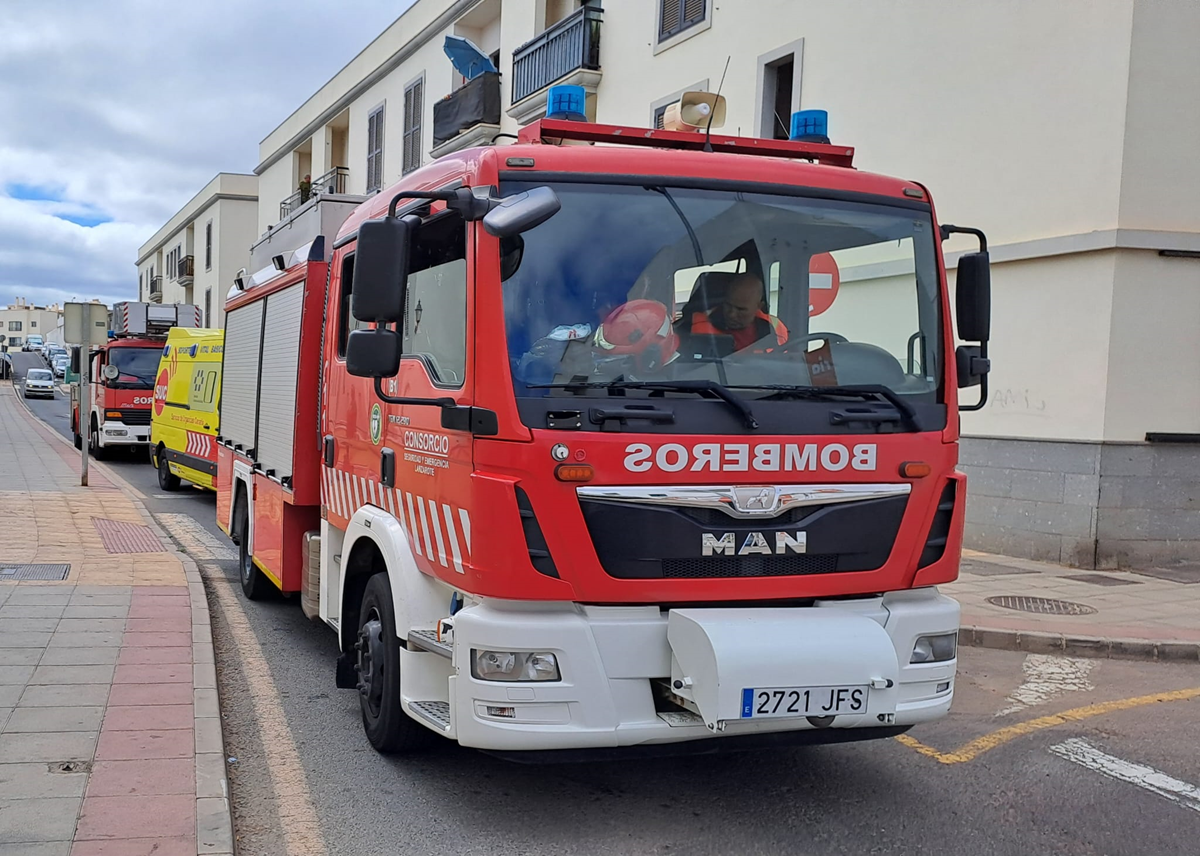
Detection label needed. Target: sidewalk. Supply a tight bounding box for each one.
[0,383,232,855]
[948,549,1200,661]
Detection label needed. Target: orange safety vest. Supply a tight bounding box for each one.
[689,309,789,350]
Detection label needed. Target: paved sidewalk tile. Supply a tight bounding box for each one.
[75,794,195,841]
[70,837,195,856]
[0,732,97,763]
[4,706,104,733]
[48,632,124,649]
[0,649,42,666]
[0,632,53,649]
[0,763,88,800]
[39,648,120,667]
[116,647,191,666]
[0,665,36,685]
[0,605,67,619]
[60,606,128,620]
[0,796,81,844]
[85,759,193,798]
[106,683,192,707]
[19,685,110,708]
[94,729,193,761]
[0,618,61,634]
[102,705,193,732]
[30,665,116,685]
[112,664,190,685]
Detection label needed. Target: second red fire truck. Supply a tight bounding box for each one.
[217,100,991,758]
[72,301,200,459]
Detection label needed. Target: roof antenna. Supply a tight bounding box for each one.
[703,56,730,154]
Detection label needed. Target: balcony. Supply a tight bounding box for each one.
[149,276,163,303]
[508,5,602,124]
[280,167,351,220]
[432,72,502,159]
[177,255,194,285]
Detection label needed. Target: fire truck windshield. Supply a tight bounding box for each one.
[105,347,160,389]
[500,181,944,425]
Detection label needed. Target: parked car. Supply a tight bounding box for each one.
[23,368,55,399]
[52,355,69,378]
[23,335,44,353]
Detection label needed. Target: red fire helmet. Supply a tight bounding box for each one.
[592,299,679,374]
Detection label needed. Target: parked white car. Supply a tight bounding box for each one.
[52,355,69,378]
[23,368,55,399]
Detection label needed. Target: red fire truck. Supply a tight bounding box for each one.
[72,301,201,459]
[217,106,991,757]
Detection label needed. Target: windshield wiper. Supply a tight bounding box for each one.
[530,379,759,429]
[729,383,919,432]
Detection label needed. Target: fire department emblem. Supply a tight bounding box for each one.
[369,403,382,445]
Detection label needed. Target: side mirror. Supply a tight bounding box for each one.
[351,214,419,323]
[483,187,561,238]
[346,328,401,378]
[956,345,990,389]
[955,251,991,343]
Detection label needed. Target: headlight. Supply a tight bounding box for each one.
[471,650,560,682]
[910,632,957,663]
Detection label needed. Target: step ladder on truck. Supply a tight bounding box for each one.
[216,89,993,759]
[71,302,201,459]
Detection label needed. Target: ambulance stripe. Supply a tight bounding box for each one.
[404,493,423,556]
[416,494,435,559]
[384,487,395,517]
[443,503,464,574]
[367,479,377,507]
[333,470,345,519]
[337,470,347,519]
[457,509,472,559]
[320,469,328,508]
[351,476,362,512]
[427,500,449,568]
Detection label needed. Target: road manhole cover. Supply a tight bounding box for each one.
[985,595,1097,615]
[0,563,70,581]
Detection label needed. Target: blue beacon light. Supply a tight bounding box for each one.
[790,109,830,144]
[546,85,587,122]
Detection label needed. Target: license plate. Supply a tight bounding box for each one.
[741,686,868,719]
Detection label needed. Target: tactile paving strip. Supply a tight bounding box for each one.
[92,518,165,554]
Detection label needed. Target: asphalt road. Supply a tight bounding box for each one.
[11,350,1200,855]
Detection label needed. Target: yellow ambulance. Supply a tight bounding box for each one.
[150,327,223,491]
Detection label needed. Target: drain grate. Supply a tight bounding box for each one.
[0,563,70,581]
[92,518,164,554]
[986,595,1097,615]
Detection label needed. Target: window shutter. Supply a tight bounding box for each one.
[660,0,681,39]
[683,0,705,26]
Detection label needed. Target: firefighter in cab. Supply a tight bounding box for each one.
[688,272,788,352]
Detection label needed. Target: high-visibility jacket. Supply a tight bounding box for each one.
[689,309,789,350]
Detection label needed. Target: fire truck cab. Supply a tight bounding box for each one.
[72,302,201,459]
[219,105,992,758]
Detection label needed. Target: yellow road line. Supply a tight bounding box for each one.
[896,686,1200,764]
[204,564,328,856]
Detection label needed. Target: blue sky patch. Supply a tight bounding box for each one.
[5,182,64,202]
[55,211,113,228]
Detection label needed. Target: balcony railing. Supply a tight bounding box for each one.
[511,5,602,104]
[148,276,163,303]
[434,72,501,148]
[177,255,194,284]
[279,166,350,220]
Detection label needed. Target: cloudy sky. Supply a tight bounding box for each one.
[0,0,414,309]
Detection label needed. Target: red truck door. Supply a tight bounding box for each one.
[322,206,475,584]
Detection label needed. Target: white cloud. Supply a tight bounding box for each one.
[0,0,413,308]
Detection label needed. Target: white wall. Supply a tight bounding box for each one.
[215,199,258,327]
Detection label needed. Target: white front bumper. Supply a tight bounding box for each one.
[100,422,150,446]
[434,588,959,752]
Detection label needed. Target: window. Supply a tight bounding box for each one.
[402,212,467,385]
[166,246,182,280]
[402,78,424,175]
[8,321,21,331]
[205,220,213,271]
[29,321,36,328]
[366,106,384,193]
[758,41,803,139]
[336,254,368,358]
[659,0,706,42]
[204,289,212,327]
[653,104,668,130]
[9,337,20,346]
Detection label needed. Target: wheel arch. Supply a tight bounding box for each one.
[339,505,451,654]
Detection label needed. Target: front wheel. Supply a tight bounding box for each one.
[236,500,270,600]
[88,418,108,460]
[356,573,432,753]
[156,448,181,491]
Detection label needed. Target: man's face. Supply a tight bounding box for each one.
[721,280,763,330]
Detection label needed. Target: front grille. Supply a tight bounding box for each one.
[662,555,841,578]
[116,409,151,426]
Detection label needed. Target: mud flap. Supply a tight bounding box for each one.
[666,608,900,732]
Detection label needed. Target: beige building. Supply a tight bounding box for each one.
[247,0,1200,568]
[0,299,63,350]
[136,174,258,329]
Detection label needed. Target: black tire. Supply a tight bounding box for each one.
[156,447,181,491]
[73,431,82,450]
[88,417,108,460]
[356,573,432,753]
[236,499,270,600]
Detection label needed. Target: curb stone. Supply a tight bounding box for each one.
[12,384,236,855]
[960,625,1200,663]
